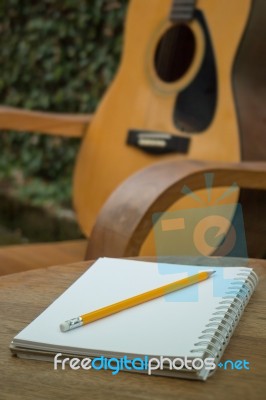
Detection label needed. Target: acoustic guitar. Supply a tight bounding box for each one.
[74,0,253,252]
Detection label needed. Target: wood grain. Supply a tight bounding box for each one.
[87,160,266,259]
[233,0,266,162]
[0,240,87,276]
[0,106,92,137]
[0,257,265,400]
[74,0,251,236]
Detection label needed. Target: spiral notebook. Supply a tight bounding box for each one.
[10,258,258,380]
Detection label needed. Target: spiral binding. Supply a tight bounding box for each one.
[190,268,259,364]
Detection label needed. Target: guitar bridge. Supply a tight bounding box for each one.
[127,130,190,155]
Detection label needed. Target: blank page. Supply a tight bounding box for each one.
[13,258,250,358]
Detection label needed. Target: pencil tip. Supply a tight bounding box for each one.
[208,270,216,276]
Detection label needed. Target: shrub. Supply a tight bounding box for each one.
[0,0,127,207]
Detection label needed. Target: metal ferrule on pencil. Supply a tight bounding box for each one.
[60,316,83,332]
[59,270,215,333]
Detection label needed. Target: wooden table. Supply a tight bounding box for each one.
[0,258,266,400]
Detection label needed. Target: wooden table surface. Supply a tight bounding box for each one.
[0,258,266,400]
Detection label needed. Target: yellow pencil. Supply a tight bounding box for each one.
[60,270,215,332]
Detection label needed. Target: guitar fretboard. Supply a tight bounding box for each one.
[169,0,196,22]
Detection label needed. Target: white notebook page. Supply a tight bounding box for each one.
[14,258,250,358]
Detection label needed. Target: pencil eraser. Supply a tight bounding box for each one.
[59,317,83,332]
[60,321,70,332]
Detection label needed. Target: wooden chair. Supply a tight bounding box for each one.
[1,0,266,274]
[0,105,265,276]
[0,107,92,275]
[86,160,266,259]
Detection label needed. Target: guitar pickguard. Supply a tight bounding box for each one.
[173,10,217,134]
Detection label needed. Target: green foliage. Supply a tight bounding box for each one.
[0,0,127,206]
[17,176,73,208]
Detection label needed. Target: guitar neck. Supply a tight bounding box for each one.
[169,0,196,22]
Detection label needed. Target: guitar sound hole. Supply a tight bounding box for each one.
[154,24,195,83]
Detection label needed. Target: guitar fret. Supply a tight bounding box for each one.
[172,2,195,6]
[172,6,194,11]
[169,0,196,22]
[172,0,195,4]
[170,6,195,11]
[171,14,192,18]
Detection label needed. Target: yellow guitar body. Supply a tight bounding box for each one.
[74,0,252,255]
